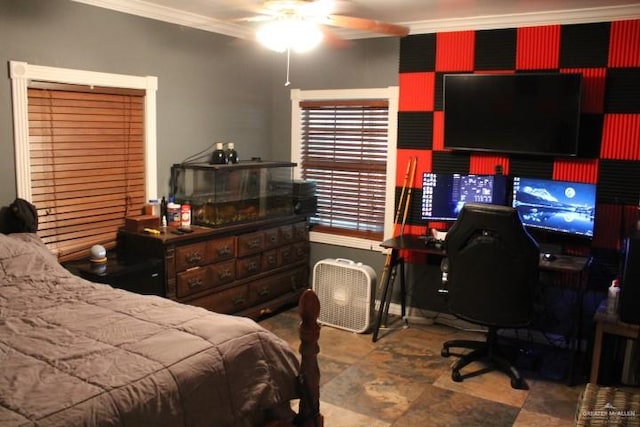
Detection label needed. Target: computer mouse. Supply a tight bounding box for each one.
[543,253,557,261]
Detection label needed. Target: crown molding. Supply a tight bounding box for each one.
[71,0,640,41]
[404,4,640,36]
[71,0,253,39]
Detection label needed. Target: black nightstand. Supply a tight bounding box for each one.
[65,255,164,296]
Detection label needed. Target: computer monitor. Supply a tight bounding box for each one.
[421,173,508,221]
[511,176,596,238]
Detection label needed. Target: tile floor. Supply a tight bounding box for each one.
[259,309,585,427]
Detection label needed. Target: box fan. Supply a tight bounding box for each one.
[312,258,377,333]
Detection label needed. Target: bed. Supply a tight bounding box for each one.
[0,232,321,426]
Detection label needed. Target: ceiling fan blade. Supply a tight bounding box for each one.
[325,14,409,37]
[319,25,350,49]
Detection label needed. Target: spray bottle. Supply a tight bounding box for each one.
[607,278,620,315]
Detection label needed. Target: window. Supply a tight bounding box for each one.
[291,87,398,250]
[10,61,157,261]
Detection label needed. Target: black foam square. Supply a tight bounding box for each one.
[577,113,604,158]
[509,157,554,179]
[598,160,640,204]
[560,23,610,68]
[400,34,437,73]
[398,112,433,149]
[474,28,517,70]
[431,151,470,174]
[604,68,640,113]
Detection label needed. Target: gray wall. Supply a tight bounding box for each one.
[267,38,401,278]
[0,0,278,202]
[0,0,404,304]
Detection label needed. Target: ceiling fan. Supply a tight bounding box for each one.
[239,0,410,52]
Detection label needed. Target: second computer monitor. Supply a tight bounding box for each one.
[511,176,596,238]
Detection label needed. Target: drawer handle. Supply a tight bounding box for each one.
[246,262,259,272]
[218,269,232,280]
[282,231,293,240]
[187,277,203,289]
[260,307,273,316]
[268,234,278,243]
[281,252,291,261]
[266,255,277,265]
[247,239,261,249]
[258,287,270,297]
[232,296,246,306]
[186,253,202,264]
[217,246,232,256]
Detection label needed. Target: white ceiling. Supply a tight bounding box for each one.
[71,0,640,41]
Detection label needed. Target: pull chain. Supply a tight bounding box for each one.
[285,47,291,87]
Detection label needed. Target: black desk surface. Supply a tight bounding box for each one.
[380,234,589,273]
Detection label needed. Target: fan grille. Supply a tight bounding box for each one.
[312,259,376,333]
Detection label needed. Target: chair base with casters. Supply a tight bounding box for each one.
[441,327,528,390]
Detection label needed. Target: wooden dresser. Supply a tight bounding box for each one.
[117,215,309,319]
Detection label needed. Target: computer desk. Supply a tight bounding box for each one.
[373,234,590,384]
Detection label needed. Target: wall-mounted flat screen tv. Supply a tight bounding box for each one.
[511,176,596,238]
[444,73,583,156]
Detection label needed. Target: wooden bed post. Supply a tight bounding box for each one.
[297,289,323,427]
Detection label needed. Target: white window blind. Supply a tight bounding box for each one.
[300,99,389,241]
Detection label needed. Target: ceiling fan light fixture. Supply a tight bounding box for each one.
[257,18,324,53]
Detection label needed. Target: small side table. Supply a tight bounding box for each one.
[65,255,164,296]
[590,301,640,384]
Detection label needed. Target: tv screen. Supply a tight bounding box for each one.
[421,173,507,221]
[511,177,596,238]
[444,73,583,156]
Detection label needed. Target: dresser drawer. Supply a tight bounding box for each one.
[261,249,279,272]
[202,284,249,314]
[176,266,210,298]
[248,267,309,306]
[293,221,308,240]
[292,241,309,262]
[175,242,207,271]
[208,259,236,287]
[264,227,280,249]
[279,224,294,243]
[278,245,294,266]
[237,231,265,257]
[236,254,262,279]
[206,236,235,263]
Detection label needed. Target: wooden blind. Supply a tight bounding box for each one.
[27,83,146,261]
[300,99,389,240]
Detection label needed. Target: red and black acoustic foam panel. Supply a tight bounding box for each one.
[396,19,640,250]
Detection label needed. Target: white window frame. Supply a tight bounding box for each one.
[9,60,158,201]
[291,87,399,251]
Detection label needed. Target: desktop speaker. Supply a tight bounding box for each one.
[312,258,376,333]
[619,232,640,325]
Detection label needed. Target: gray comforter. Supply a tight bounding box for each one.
[0,233,300,426]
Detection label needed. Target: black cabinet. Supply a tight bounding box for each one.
[65,255,164,296]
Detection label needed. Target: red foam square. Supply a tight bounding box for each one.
[399,72,435,111]
[436,31,475,71]
[516,25,560,70]
[609,20,640,67]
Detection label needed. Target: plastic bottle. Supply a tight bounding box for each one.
[145,199,160,216]
[209,142,227,164]
[167,202,181,227]
[180,203,191,229]
[226,142,238,164]
[607,279,620,315]
[160,196,167,222]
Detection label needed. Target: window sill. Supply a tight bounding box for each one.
[309,231,384,252]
